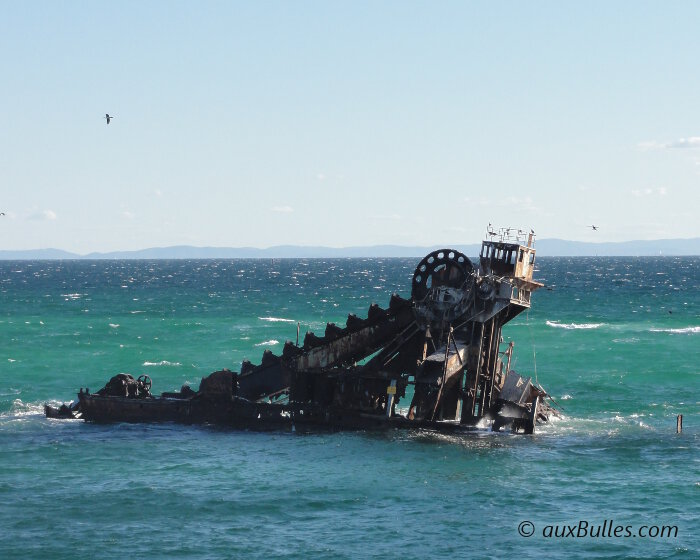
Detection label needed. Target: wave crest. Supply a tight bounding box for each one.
[546,320,603,330]
[6,399,45,417]
[649,326,699,334]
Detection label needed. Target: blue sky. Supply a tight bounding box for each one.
[1,1,699,253]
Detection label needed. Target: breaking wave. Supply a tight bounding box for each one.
[142,361,182,367]
[258,317,295,323]
[255,339,280,346]
[546,320,603,330]
[649,326,700,334]
[5,399,45,417]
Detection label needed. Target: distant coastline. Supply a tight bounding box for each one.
[1,238,699,259]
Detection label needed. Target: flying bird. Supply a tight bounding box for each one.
[105,114,114,125]
[589,225,599,231]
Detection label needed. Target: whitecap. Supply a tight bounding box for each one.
[109,323,120,328]
[560,394,573,400]
[143,361,182,367]
[255,339,280,347]
[258,317,295,323]
[10,399,45,416]
[649,326,699,334]
[546,320,603,330]
[613,337,640,344]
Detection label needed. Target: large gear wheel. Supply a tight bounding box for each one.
[411,249,474,328]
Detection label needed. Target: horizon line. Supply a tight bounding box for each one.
[1,236,699,259]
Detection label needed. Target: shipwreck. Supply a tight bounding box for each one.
[46,227,558,434]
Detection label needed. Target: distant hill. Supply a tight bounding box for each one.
[1,238,698,259]
[0,248,83,260]
[534,238,700,257]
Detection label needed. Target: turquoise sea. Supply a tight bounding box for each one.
[1,256,698,559]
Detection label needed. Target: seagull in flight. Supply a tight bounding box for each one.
[589,225,599,231]
[105,113,114,125]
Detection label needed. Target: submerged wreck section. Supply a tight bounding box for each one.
[47,227,558,434]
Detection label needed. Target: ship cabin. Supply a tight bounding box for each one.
[478,232,543,307]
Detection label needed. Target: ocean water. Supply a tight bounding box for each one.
[0,256,697,559]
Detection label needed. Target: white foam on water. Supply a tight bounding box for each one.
[9,399,45,417]
[610,412,658,431]
[649,326,700,334]
[258,317,295,323]
[255,339,280,346]
[142,361,182,367]
[546,320,604,330]
[612,337,640,344]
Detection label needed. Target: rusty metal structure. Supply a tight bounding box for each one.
[46,227,557,434]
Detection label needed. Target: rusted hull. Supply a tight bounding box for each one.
[77,393,290,428]
[78,394,194,423]
[74,386,549,435]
